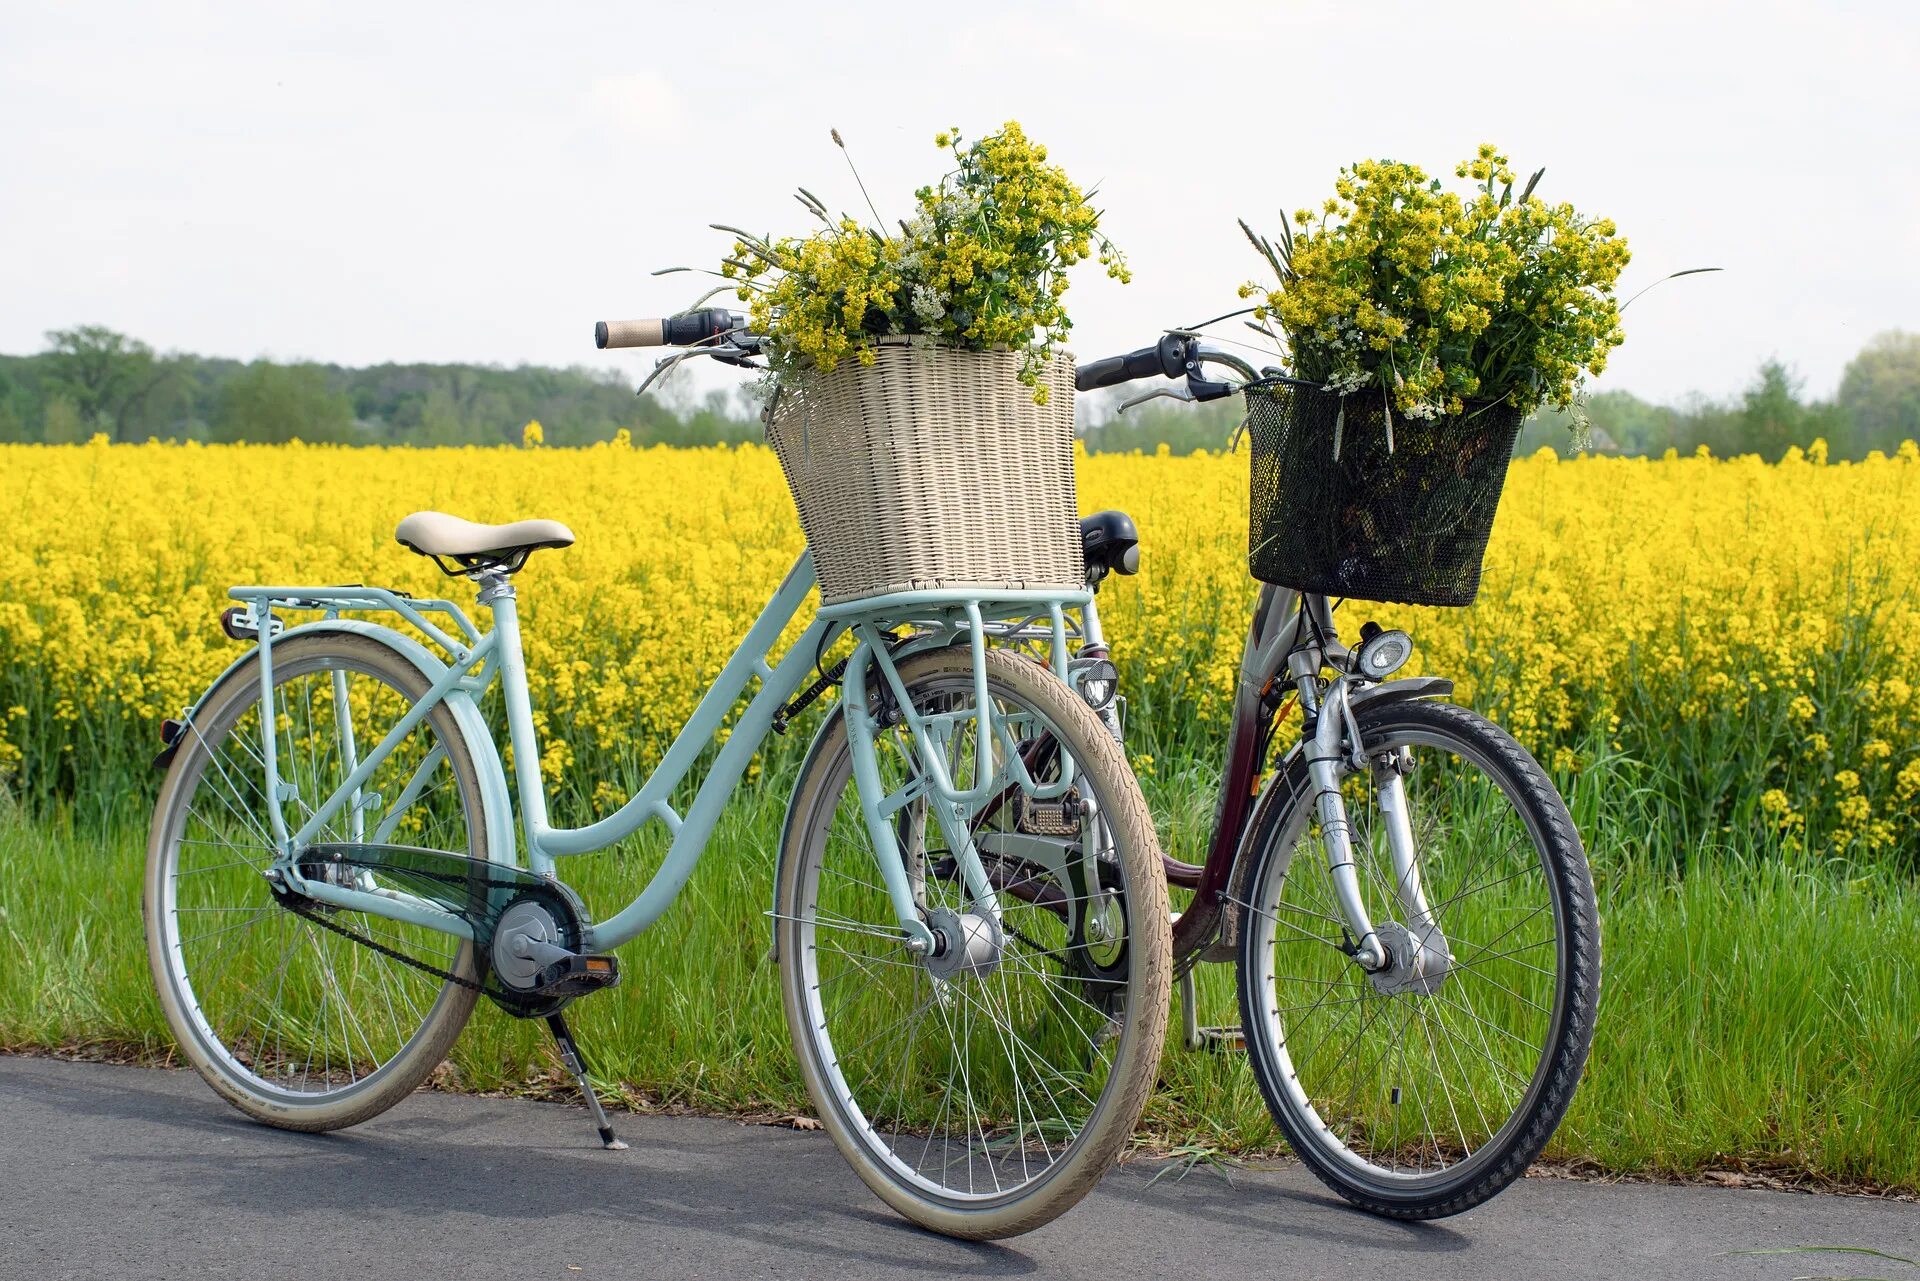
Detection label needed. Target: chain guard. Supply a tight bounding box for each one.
[277,843,591,1018]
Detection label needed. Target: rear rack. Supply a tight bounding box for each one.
[226,585,484,661]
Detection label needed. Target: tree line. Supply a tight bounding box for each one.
[1079,331,1920,461]
[1518,333,1920,460]
[4,325,1917,459]
[0,325,761,448]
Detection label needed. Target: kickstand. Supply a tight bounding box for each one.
[1179,969,1201,1051]
[546,1011,629,1150]
[1177,968,1246,1054]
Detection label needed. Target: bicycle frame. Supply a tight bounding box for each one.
[1087,337,1460,972]
[1087,579,1452,969]
[219,553,1090,957]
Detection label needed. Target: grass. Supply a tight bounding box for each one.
[2,782,1915,1192]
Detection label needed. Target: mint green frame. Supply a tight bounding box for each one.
[217,554,1091,957]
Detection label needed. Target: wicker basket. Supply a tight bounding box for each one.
[765,336,1084,606]
[1244,378,1523,607]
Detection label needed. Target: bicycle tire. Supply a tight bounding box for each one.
[776,646,1172,1239]
[1235,698,1600,1218]
[145,632,487,1131]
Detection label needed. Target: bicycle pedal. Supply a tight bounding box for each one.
[1016,790,1082,837]
[1195,1025,1245,1053]
[531,952,621,998]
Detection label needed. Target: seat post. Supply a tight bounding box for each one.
[476,570,554,867]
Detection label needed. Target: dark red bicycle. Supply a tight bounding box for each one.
[1066,334,1602,1219]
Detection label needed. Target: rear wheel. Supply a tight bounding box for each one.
[777,646,1171,1239]
[1236,698,1600,1218]
[144,633,488,1131]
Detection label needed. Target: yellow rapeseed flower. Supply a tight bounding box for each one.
[0,439,1914,859]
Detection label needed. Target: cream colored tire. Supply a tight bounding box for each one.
[145,633,485,1132]
[776,646,1171,1239]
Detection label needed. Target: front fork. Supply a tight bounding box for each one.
[1298,670,1445,976]
[838,605,1080,957]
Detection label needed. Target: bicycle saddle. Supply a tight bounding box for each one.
[395,511,575,575]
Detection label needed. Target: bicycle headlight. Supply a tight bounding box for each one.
[1072,657,1119,710]
[1355,629,1414,680]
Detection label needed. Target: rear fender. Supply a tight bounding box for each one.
[155,618,517,871]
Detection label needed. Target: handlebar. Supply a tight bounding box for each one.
[595,309,747,350]
[1077,333,1258,402]
[1075,335,1190,392]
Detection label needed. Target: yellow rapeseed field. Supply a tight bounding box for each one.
[1,437,1916,860]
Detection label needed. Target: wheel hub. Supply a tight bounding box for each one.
[1077,889,1127,972]
[1368,920,1452,996]
[923,907,1002,981]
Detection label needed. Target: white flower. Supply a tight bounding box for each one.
[910,285,946,322]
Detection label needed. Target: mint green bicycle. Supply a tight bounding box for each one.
[143,315,1172,1239]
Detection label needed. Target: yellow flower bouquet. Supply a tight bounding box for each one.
[1240,144,1631,423]
[660,124,1126,605]
[703,123,1127,405]
[1233,145,1632,606]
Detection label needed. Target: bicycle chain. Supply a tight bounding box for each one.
[279,894,487,994]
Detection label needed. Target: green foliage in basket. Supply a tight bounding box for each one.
[704,123,1127,403]
[1239,145,1631,422]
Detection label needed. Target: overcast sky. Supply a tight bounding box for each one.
[4,1,1915,406]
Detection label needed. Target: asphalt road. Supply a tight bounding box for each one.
[1,1055,1913,1281]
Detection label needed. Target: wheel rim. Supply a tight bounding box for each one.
[790,670,1139,1204]
[1246,723,1568,1189]
[154,652,477,1105]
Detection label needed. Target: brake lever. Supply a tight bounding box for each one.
[635,342,764,395]
[1118,385,1196,414]
[1163,334,1253,402]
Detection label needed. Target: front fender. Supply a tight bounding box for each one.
[1349,675,1454,713]
[157,618,517,872]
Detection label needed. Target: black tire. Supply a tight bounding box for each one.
[1235,698,1600,1219]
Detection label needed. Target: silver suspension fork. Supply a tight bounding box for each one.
[1372,747,1453,990]
[1297,659,1449,984]
[1302,675,1389,971]
[1375,756,1442,934]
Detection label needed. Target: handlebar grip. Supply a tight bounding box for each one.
[1074,334,1190,392]
[594,309,746,350]
[595,318,666,349]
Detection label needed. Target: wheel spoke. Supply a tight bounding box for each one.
[783,658,1159,1212]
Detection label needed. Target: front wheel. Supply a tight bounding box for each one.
[776,646,1171,1239]
[1236,697,1600,1219]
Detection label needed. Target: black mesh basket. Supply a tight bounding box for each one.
[1244,378,1523,607]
